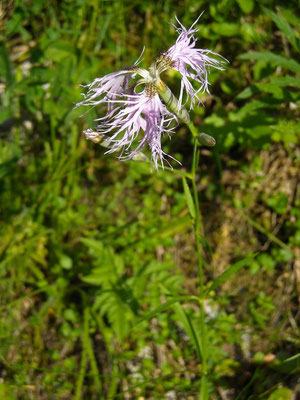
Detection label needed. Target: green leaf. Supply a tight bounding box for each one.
[212,23,240,37]
[0,44,14,86]
[59,253,73,270]
[199,375,209,400]
[182,177,196,219]
[236,86,260,100]
[136,296,198,325]
[0,383,15,400]
[236,0,254,13]
[94,293,131,342]
[239,52,300,74]
[266,192,289,214]
[206,255,256,294]
[81,272,108,285]
[256,83,285,98]
[271,119,300,145]
[237,77,300,101]
[276,353,300,374]
[44,40,76,62]
[172,302,202,361]
[268,387,293,400]
[80,238,104,254]
[262,7,299,51]
[269,76,300,88]
[151,216,191,239]
[0,158,19,179]
[257,253,276,271]
[230,100,272,122]
[197,233,213,255]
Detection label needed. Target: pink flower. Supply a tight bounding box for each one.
[83,89,178,170]
[76,15,227,169]
[76,70,133,111]
[76,59,180,169]
[159,15,227,109]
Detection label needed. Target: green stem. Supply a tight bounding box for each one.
[93,312,119,397]
[74,308,89,400]
[187,124,208,397]
[186,121,199,139]
[191,140,204,295]
[85,309,102,396]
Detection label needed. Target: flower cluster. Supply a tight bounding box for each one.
[76,15,227,169]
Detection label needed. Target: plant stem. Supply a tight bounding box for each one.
[191,140,204,296]
[85,309,102,395]
[188,124,208,397]
[74,308,89,400]
[186,120,199,139]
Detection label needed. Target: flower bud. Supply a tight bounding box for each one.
[197,133,216,147]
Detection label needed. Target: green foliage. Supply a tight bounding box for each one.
[249,292,276,329]
[268,387,293,400]
[182,177,196,219]
[1,0,299,399]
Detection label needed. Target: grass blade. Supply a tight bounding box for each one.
[135,296,199,325]
[206,255,256,295]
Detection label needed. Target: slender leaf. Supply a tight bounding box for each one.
[236,76,300,102]
[269,76,300,89]
[182,176,196,219]
[206,255,256,294]
[199,375,209,400]
[239,52,300,74]
[135,296,198,325]
[172,302,202,361]
[0,43,14,86]
[273,353,300,374]
[235,85,259,100]
[262,7,299,51]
